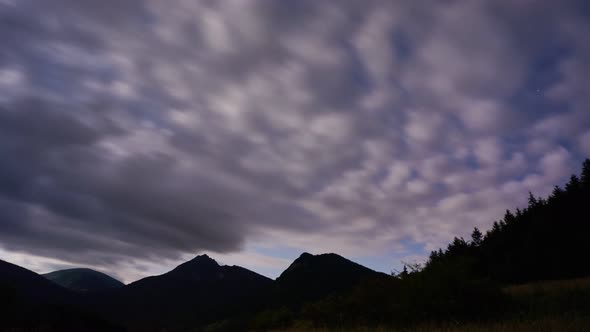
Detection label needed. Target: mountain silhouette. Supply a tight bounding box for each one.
[44,268,124,293]
[0,259,74,305]
[276,252,388,304]
[0,259,123,331]
[95,254,273,331]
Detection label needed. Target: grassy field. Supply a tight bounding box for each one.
[272,277,590,332]
[272,316,590,331]
[504,276,590,295]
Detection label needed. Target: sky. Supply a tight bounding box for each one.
[0,0,589,284]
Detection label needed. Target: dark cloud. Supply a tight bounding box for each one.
[0,0,588,280]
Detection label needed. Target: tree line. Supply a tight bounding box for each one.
[425,158,590,283]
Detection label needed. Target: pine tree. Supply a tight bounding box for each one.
[491,221,501,234]
[581,158,590,188]
[399,265,409,279]
[471,227,483,246]
[565,175,581,192]
[503,209,516,224]
[528,192,538,208]
[447,237,468,255]
[551,185,564,200]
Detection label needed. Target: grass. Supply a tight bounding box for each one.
[504,276,590,296]
[271,277,590,332]
[272,315,590,331]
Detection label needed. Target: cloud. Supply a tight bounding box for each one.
[580,131,590,156]
[0,0,588,281]
[474,138,504,166]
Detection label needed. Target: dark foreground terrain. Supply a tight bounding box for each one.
[272,277,590,332]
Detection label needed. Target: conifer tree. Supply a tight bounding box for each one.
[503,210,516,224]
[581,158,590,187]
[470,227,483,246]
[565,175,581,192]
[527,192,538,208]
[551,185,564,200]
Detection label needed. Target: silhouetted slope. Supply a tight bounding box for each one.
[0,259,123,332]
[426,159,590,284]
[276,252,388,304]
[97,254,272,331]
[0,259,73,305]
[44,268,124,292]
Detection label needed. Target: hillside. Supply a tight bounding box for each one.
[0,259,122,332]
[276,252,388,304]
[0,259,74,305]
[94,254,273,331]
[425,159,590,283]
[275,277,590,332]
[44,268,124,292]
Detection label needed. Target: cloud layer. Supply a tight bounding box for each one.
[0,0,589,282]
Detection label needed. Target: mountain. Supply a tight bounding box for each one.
[0,259,123,332]
[0,259,74,305]
[95,254,273,331]
[44,268,124,292]
[276,252,389,304]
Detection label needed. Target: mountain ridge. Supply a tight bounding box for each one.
[94,254,274,331]
[3,252,385,331]
[275,252,389,305]
[43,268,124,293]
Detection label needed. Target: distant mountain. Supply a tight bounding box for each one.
[96,254,273,331]
[276,252,389,304]
[0,259,123,332]
[44,268,124,292]
[0,259,73,305]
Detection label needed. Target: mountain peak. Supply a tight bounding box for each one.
[169,254,220,278]
[281,252,351,277]
[298,252,314,259]
[276,252,386,303]
[180,253,218,265]
[192,253,214,261]
[292,252,343,264]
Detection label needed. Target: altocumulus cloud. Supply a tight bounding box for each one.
[0,0,589,282]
